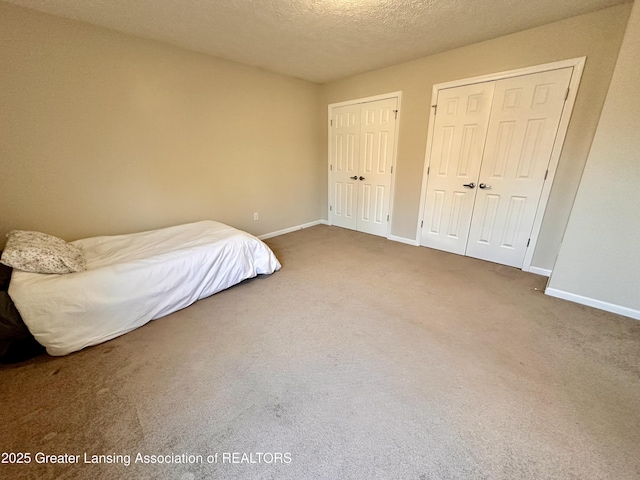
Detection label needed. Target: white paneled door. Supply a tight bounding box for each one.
[331,97,398,237]
[421,67,573,268]
[331,103,360,231]
[466,68,573,267]
[421,82,495,254]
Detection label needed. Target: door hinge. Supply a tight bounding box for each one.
[393,109,398,119]
[387,215,390,222]
[527,238,530,247]
[421,220,424,228]
[330,119,333,126]
[544,169,548,180]
[564,88,570,101]
[330,205,333,211]
[330,164,333,171]
[427,166,430,175]
[391,165,394,174]
[432,104,437,115]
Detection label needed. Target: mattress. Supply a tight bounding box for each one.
[8,221,281,356]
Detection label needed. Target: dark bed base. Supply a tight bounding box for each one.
[0,253,45,364]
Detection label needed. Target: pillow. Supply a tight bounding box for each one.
[0,230,86,274]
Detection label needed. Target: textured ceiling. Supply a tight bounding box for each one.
[4,0,630,83]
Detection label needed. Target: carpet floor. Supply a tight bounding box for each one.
[1,225,639,480]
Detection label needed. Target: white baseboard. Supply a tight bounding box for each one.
[527,266,552,277]
[387,234,420,246]
[258,220,328,240]
[545,288,640,320]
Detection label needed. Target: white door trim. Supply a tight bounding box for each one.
[328,91,402,238]
[416,57,586,272]
[329,91,403,109]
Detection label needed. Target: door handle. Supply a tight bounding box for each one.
[479,183,491,189]
[349,176,358,180]
[463,183,476,189]
[359,176,365,181]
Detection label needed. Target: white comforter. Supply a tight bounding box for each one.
[9,221,281,356]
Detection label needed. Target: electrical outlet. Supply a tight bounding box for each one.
[253,212,259,221]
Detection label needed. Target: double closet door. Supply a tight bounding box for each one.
[330,97,398,237]
[421,68,572,268]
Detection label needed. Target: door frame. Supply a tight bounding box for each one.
[416,57,585,273]
[328,91,403,238]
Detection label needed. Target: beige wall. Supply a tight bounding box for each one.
[548,1,640,313]
[0,3,324,246]
[0,2,633,276]
[320,4,631,271]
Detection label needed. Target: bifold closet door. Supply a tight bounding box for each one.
[330,98,398,237]
[465,67,573,267]
[420,82,495,254]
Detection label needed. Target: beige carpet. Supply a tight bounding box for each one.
[1,225,639,480]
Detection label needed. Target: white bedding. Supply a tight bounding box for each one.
[8,221,281,356]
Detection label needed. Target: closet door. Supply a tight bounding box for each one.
[331,104,361,231]
[357,98,398,237]
[420,82,495,254]
[329,97,399,237]
[466,68,572,267]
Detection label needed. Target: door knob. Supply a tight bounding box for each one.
[463,183,476,189]
[359,176,365,181]
[479,183,491,189]
[349,176,358,180]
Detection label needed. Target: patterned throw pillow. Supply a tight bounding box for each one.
[0,230,86,274]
